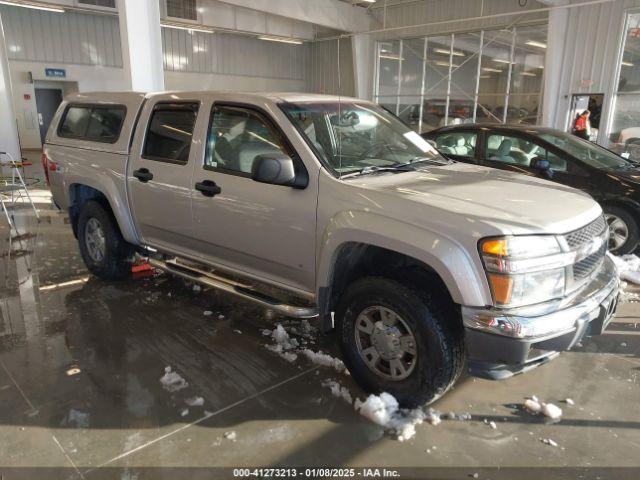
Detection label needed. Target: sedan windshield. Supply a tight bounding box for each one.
[280,101,448,176]
[539,131,633,169]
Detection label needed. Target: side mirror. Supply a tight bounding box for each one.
[530,156,553,178]
[530,156,550,170]
[251,153,297,187]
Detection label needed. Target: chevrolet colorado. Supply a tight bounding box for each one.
[44,91,619,406]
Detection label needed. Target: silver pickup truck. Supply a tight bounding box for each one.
[44,91,619,406]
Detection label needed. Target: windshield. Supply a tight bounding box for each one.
[539,131,633,169]
[280,101,447,176]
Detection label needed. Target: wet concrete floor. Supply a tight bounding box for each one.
[0,196,639,479]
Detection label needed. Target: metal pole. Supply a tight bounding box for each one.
[503,27,516,124]
[396,39,403,116]
[473,30,484,123]
[418,37,428,133]
[444,34,454,126]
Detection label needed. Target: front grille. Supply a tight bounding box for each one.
[564,215,606,249]
[573,242,607,280]
[563,215,608,290]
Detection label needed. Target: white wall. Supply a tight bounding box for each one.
[164,70,308,92]
[9,60,128,149]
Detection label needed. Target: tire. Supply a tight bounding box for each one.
[77,200,134,280]
[336,276,465,408]
[604,206,639,255]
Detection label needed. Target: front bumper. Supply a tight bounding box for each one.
[462,256,619,380]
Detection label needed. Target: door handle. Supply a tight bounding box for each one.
[133,168,153,183]
[195,180,222,197]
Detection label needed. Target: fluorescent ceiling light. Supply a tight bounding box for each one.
[379,54,403,60]
[434,47,465,57]
[520,72,537,77]
[483,67,502,73]
[493,58,513,64]
[0,0,64,12]
[161,22,214,33]
[258,35,303,45]
[622,61,634,67]
[525,40,547,49]
[435,60,459,68]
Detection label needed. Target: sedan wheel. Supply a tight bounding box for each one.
[606,213,629,252]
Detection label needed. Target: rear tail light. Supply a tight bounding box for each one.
[41,151,56,186]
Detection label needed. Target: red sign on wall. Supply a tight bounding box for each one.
[23,94,31,100]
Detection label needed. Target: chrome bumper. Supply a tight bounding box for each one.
[462,256,619,380]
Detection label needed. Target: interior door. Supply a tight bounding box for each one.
[189,103,318,293]
[128,100,202,251]
[35,88,63,143]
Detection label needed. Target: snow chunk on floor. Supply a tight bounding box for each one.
[354,392,438,441]
[541,438,558,447]
[185,396,204,407]
[563,398,575,406]
[541,403,563,419]
[321,379,353,404]
[160,367,188,392]
[224,431,237,441]
[609,252,640,284]
[301,349,346,372]
[271,324,299,350]
[524,398,542,413]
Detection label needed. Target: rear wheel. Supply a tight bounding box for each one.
[77,200,134,280]
[337,276,465,408]
[604,206,639,255]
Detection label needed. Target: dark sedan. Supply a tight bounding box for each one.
[423,125,640,254]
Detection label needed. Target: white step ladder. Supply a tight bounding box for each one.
[0,151,39,230]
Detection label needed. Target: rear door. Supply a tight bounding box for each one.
[128,96,204,251]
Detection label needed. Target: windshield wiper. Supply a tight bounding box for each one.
[340,164,415,179]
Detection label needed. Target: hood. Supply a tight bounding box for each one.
[346,162,602,236]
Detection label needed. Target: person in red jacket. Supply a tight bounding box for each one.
[573,110,591,140]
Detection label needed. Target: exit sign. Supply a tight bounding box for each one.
[45,68,66,78]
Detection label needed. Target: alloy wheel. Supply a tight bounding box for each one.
[354,305,417,381]
[85,217,106,263]
[605,213,629,252]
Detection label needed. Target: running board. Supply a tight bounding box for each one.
[147,258,318,319]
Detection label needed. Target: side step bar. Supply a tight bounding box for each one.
[147,258,319,319]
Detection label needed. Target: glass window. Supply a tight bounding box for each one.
[59,106,91,138]
[143,103,199,164]
[85,108,126,142]
[59,105,125,143]
[374,25,547,133]
[205,106,288,174]
[609,13,640,159]
[282,101,447,175]
[433,131,477,159]
[539,131,630,170]
[485,133,545,166]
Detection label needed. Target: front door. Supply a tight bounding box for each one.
[128,99,203,251]
[190,103,318,293]
[35,88,63,143]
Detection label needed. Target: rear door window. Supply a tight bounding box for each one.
[143,102,199,164]
[433,131,477,159]
[59,105,125,143]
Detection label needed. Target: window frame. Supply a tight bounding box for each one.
[141,101,200,166]
[57,103,127,144]
[203,102,304,181]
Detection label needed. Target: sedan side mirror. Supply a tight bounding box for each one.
[251,153,297,187]
[530,156,553,178]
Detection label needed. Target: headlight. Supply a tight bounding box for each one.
[480,236,570,308]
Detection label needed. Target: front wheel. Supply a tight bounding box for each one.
[337,276,465,408]
[77,200,134,280]
[604,206,639,255]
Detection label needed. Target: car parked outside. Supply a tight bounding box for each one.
[423,125,640,254]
